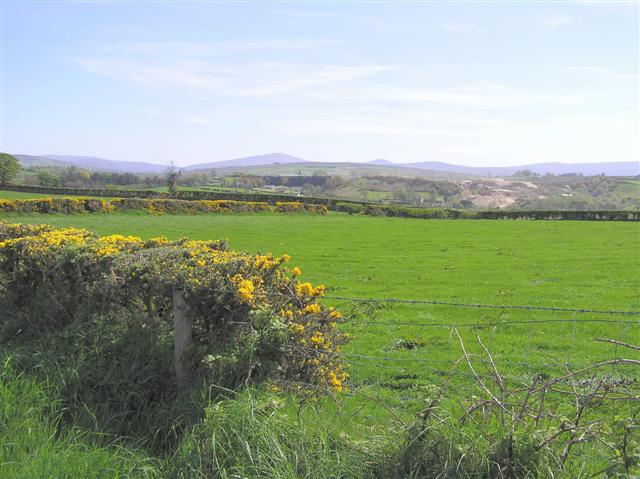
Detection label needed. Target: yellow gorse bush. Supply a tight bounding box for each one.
[275,202,328,215]
[0,221,347,393]
[0,197,327,216]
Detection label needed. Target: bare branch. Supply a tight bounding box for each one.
[595,338,640,352]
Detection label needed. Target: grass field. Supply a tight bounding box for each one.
[0,190,96,199]
[2,210,639,476]
[4,212,639,412]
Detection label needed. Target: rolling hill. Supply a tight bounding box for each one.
[405,161,640,177]
[184,153,305,171]
[11,152,640,177]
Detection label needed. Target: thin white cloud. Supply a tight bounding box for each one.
[313,81,584,109]
[441,22,487,34]
[138,108,221,126]
[552,65,639,81]
[78,58,391,96]
[96,39,338,57]
[544,15,574,27]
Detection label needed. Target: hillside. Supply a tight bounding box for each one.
[14,154,73,168]
[406,161,640,177]
[42,155,166,173]
[184,153,305,171]
[12,152,640,178]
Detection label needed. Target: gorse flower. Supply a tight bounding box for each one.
[0,221,348,394]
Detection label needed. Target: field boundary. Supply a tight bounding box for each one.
[2,185,639,221]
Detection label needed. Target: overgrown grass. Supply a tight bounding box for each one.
[0,358,160,479]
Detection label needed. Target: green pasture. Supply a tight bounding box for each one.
[0,190,90,200]
[4,211,639,411]
[2,210,639,476]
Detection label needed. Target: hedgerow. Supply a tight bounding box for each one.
[0,222,348,394]
[334,203,639,221]
[0,197,329,215]
[275,201,328,214]
[110,198,270,214]
[0,197,113,214]
[0,184,337,206]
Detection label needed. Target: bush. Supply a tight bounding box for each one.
[0,197,112,214]
[275,201,328,214]
[0,222,348,395]
[110,198,271,214]
[0,184,336,206]
[0,197,330,215]
[334,202,365,215]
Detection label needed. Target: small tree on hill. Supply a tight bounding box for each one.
[37,170,62,187]
[0,153,21,186]
[166,160,181,195]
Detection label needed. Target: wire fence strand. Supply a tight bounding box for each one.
[326,295,640,316]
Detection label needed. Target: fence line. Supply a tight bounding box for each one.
[284,342,639,384]
[347,318,639,328]
[325,295,640,316]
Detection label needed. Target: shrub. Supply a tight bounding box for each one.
[0,197,328,215]
[0,222,348,394]
[275,201,328,214]
[0,197,112,214]
[334,202,365,215]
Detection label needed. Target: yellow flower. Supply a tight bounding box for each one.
[291,266,302,277]
[295,282,314,296]
[328,371,343,392]
[237,280,254,302]
[290,323,305,334]
[303,303,321,315]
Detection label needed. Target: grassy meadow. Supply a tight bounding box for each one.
[2,206,639,477]
[5,212,639,392]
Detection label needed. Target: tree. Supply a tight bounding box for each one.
[0,153,21,185]
[37,170,61,187]
[166,161,181,195]
[513,169,539,178]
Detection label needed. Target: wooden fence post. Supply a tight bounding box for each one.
[172,289,193,386]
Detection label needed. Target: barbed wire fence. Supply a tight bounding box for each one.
[273,294,640,474]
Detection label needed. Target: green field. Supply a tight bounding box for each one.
[2,211,639,476]
[4,212,639,398]
[0,190,88,199]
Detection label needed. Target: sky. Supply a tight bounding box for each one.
[1,1,638,167]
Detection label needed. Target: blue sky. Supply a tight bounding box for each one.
[1,1,638,166]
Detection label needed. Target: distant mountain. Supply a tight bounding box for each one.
[404,161,640,177]
[184,153,306,171]
[15,154,73,168]
[12,152,640,177]
[42,155,166,173]
[368,159,393,165]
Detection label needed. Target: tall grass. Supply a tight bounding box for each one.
[168,391,373,479]
[0,357,160,479]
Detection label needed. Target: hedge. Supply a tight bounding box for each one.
[1,186,636,221]
[274,202,328,214]
[335,203,639,222]
[0,198,327,215]
[0,184,353,207]
[0,221,348,392]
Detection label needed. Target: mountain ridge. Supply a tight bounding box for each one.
[12,153,640,177]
